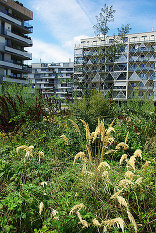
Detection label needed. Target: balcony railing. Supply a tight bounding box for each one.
[0,11,21,25]
[5,46,32,59]
[6,30,32,45]
[0,60,22,69]
[0,11,33,33]
[2,76,29,84]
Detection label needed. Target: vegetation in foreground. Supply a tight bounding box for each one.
[0,85,155,233]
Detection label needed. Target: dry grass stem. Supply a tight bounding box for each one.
[86,145,92,164]
[125,132,129,144]
[60,134,69,145]
[69,119,81,136]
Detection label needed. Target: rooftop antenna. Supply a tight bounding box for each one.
[152,27,154,32]
[40,58,41,63]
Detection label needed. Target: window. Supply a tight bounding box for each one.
[140,64,145,68]
[109,66,113,71]
[109,39,114,43]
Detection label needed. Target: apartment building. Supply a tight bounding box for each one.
[29,62,74,100]
[0,0,33,84]
[74,31,156,101]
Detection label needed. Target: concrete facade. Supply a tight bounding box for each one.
[74,31,156,101]
[0,0,33,84]
[29,62,74,100]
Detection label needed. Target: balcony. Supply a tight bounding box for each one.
[6,30,32,45]
[22,65,32,73]
[0,11,22,25]
[36,80,49,84]
[2,76,29,84]
[5,46,32,59]
[0,60,22,69]
[0,11,33,33]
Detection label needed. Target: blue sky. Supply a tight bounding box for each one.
[21,0,156,63]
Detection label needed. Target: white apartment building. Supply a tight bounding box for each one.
[29,62,74,100]
[74,31,156,101]
[0,0,33,84]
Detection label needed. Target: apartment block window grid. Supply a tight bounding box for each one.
[74,31,156,101]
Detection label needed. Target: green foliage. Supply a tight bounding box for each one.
[71,91,113,130]
[0,90,155,232]
[0,83,45,133]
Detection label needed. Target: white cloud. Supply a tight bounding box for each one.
[27,39,73,63]
[64,35,90,48]
[31,0,92,42]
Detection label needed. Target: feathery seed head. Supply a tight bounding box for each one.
[98,162,110,171]
[69,203,86,215]
[125,171,135,180]
[120,154,128,165]
[102,171,109,179]
[116,142,129,150]
[41,181,47,187]
[77,211,89,228]
[105,149,116,155]
[127,210,137,233]
[69,119,81,136]
[116,196,128,209]
[134,149,142,159]
[73,152,86,165]
[39,202,44,215]
[106,127,115,136]
[110,190,123,199]
[92,218,101,226]
[51,209,58,217]
[16,145,27,154]
[118,179,133,188]
[102,218,125,233]
[143,160,151,169]
[39,151,44,157]
[135,177,143,185]
[127,155,136,171]
[60,134,69,145]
